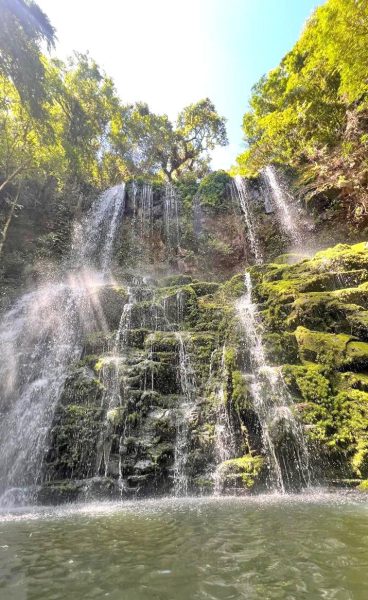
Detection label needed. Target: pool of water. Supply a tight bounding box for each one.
[0,491,367,599]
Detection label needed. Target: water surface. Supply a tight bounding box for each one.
[0,492,367,599]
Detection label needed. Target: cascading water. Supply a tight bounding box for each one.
[212,345,237,494]
[163,183,180,250]
[237,272,310,491]
[160,290,198,495]
[95,284,136,479]
[173,332,197,496]
[73,184,126,272]
[140,183,153,238]
[262,166,301,246]
[231,176,262,264]
[0,184,126,503]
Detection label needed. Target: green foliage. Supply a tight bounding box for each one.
[198,170,231,209]
[0,0,56,116]
[110,98,228,181]
[252,242,368,479]
[0,0,228,261]
[235,0,368,222]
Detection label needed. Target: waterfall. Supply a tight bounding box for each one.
[73,184,126,272]
[262,166,300,245]
[231,176,262,264]
[173,333,197,496]
[0,184,126,503]
[212,345,237,494]
[140,183,153,238]
[160,290,197,495]
[95,285,136,478]
[237,272,310,491]
[163,183,180,250]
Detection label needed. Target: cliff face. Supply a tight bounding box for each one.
[249,243,368,483]
[1,177,368,504]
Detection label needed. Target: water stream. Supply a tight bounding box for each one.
[231,176,263,264]
[173,333,198,495]
[163,183,180,250]
[262,165,301,245]
[237,272,310,491]
[0,185,126,503]
[212,345,237,494]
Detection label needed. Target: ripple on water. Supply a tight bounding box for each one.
[0,491,367,600]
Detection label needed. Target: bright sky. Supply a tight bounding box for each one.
[38,0,322,169]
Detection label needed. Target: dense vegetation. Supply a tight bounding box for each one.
[0,0,227,266]
[236,0,368,228]
[2,0,368,500]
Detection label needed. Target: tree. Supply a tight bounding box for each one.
[0,0,56,116]
[49,53,123,185]
[111,98,228,181]
[235,0,368,176]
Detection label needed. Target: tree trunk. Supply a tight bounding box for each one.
[0,161,30,197]
[0,188,21,260]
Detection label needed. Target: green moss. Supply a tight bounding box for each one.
[273,253,310,265]
[190,282,220,296]
[338,372,368,393]
[125,328,149,349]
[158,275,193,288]
[263,332,299,364]
[357,480,368,491]
[312,243,368,270]
[231,370,249,406]
[106,407,125,426]
[282,364,332,405]
[217,455,264,489]
[294,326,368,370]
[222,274,246,299]
[96,285,128,329]
[145,332,179,352]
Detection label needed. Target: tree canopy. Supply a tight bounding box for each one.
[0,0,56,116]
[0,0,227,259]
[235,0,368,185]
[0,0,228,193]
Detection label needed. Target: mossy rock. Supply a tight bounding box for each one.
[45,404,104,480]
[222,274,246,299]
[59,366,104,406]
[158,275,193,287]
[37,481,81,505]
[95,285,128,330]
[125,328,150,348]
[282,363,333,405]
[312,243,368,272]
[190,282,220,296]
[263,332,299,364]
[217,455,264,490]
[287,292,368,338]
[84,331,114,355]
[337,372,368,393]
[156,285,197,324]
[273,253,310,265]
[295,326,368,370]
[145,332,179,353]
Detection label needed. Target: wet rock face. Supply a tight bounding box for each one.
[250,242,368,481]
[40,263,266,502]
[41,274,223,500]
[33,178,368,502]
